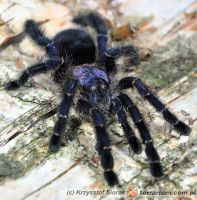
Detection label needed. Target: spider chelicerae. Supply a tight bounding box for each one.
[4,12,191,186]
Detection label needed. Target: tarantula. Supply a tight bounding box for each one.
[5,12,191,186]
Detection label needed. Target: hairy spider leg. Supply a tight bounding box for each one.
[119,93,163,177]
[118,77,192,135]
[77,99,120,186]
[105,45,140,74]
[5,57,63,90]
[73,12,108,66]
[25,20,58,57]
[73,67,118,185]
[112,98,142,154]
[49,78,77,152]
[5,19,64,90]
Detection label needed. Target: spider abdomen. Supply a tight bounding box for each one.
[53,29,96,65]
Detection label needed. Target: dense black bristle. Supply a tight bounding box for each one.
[94,127,110,148]
[73,12,108,65]
[5,81,20,90]
[162,109,178,125]
[150,163,164,177]
[128,136,142,154]
[25,19,38,33]
[145,143,160,162]
[100,150,114,170]
[49,134,62,152]
[104,171,119,186]
[104,56,116,73]
[174,121,192,136]
[25,19,43,39]
[25,19,50,46]
[106,45,140,66]
[73,12,107,35]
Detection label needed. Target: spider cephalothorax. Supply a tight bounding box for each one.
[5,12,191,186]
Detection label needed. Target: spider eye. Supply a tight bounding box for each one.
[100,83,106,89]
[91,85,97,90]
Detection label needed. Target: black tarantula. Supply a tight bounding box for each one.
[5,12,191,186]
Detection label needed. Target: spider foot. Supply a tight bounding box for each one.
[131,78,192,136]
[49,134,62,153]
[174,121,192,136]
[5,81,20,90]
[104,170,119,186]
[150,162,163,177]
[145,142,163,177]
[161,108,191,136]
[128,136,142,154]
[25,20,50,47]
